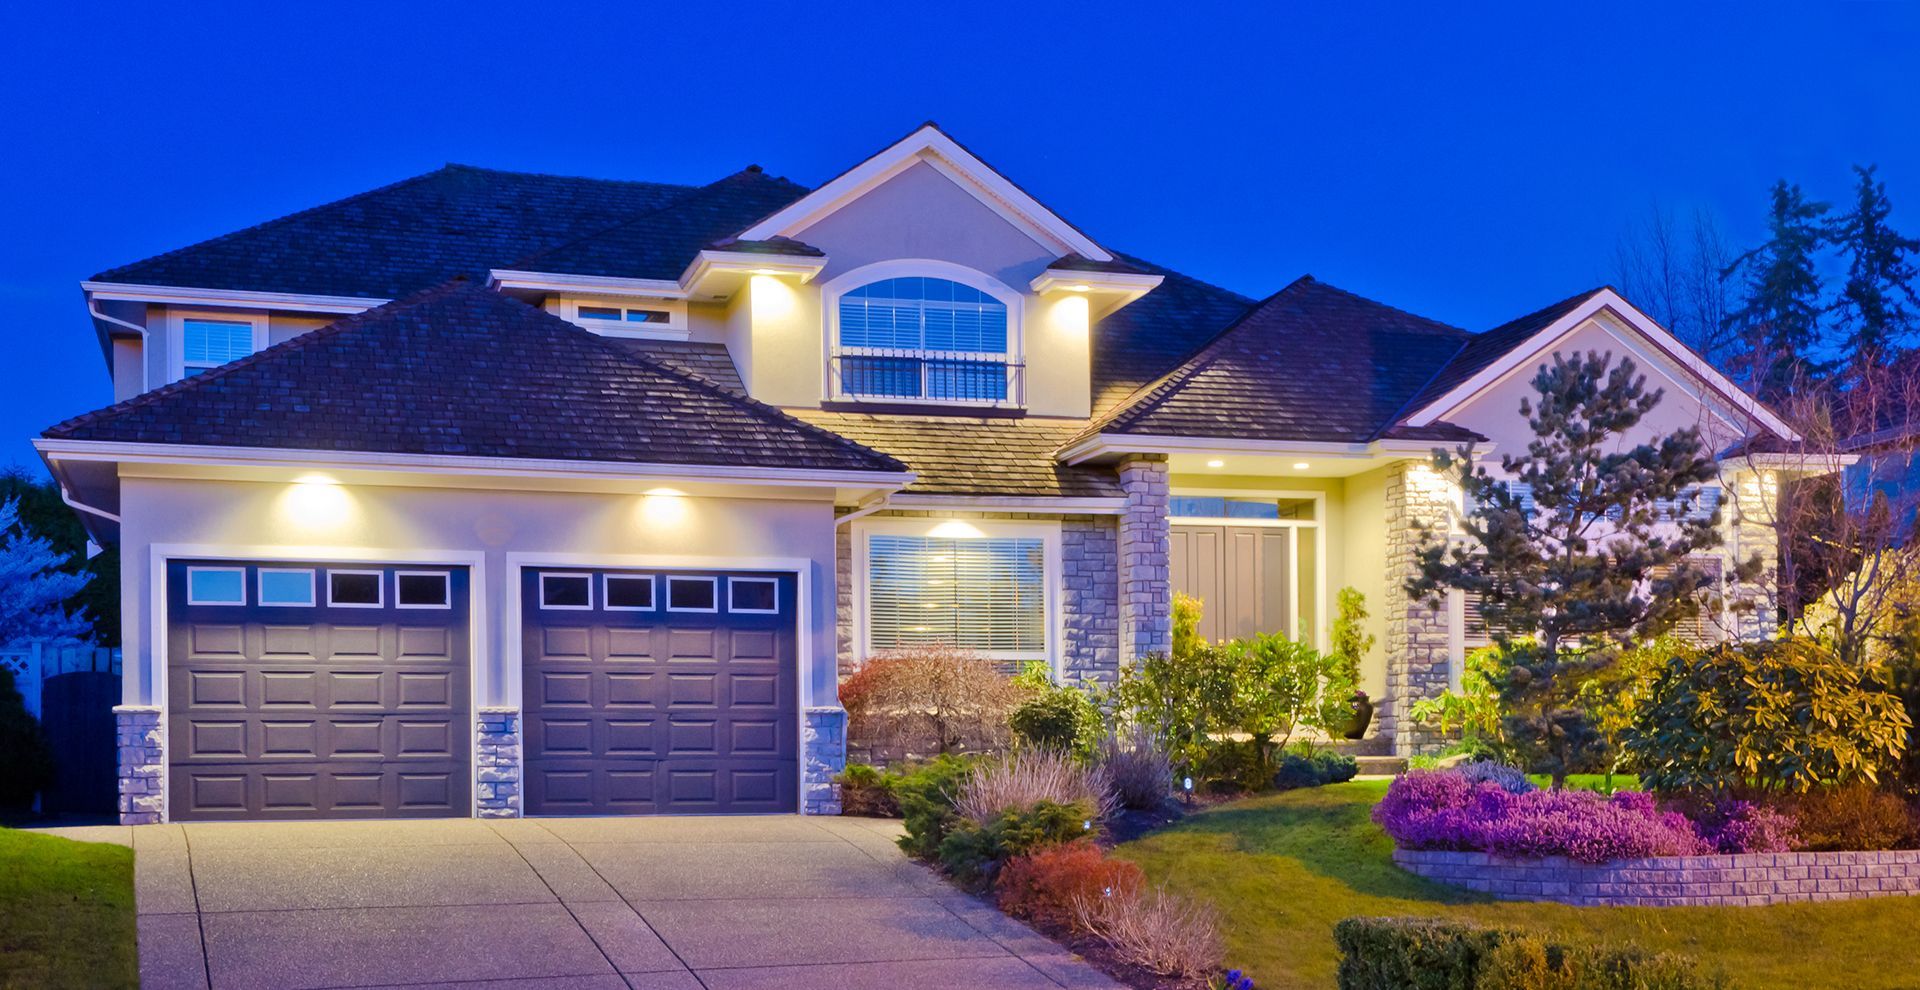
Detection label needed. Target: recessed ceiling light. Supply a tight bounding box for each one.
[1067,284,1092,292]
[1206,459,1225,469]
[1293,462,1310,470]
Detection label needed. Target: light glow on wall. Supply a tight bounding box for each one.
[750,274,797,321]
[1046,294,1089,338]
[638,488,691,528]
[278,475,353,531]
[927,520,986,539]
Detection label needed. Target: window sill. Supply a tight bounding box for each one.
[821,399,1027,419]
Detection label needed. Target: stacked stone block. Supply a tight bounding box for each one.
[1719,466,1782,639]
[474,708,521,817]
[1396,848,1920,907]
[114,705,164,825]
[1117,456,1171,662]
[803,707,847,815]
[1382,462,1457,755]
[1061,517,1120,684]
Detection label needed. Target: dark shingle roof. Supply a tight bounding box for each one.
[1048,253,1147,275]
[46,281,905,475]
[93,165,696,298]
[1400,287,1607,415]
[704,235,825,257]
[1084,277,1472,444]
[791,412,1121,498]
[1090,253,1257,416]
[599,339,745,394]
[510,170,812,280]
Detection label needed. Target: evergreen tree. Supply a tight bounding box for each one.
[1723,181,1831,398]
[1830,164,1920,374]
[0,498,92,648]
[1407,352,1757,784]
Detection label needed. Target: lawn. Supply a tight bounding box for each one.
[0,828,137,990]
[1115,781,1916,990]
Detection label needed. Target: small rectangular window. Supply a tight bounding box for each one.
[604,574,656,611]
[396,571,451,609]
[540,573,593,610]
[625,309,670,323]
[578,306,622,320]
[258,569,316,607]
[182,318,257,374]
[327,570,384,608]
[187,567,247,605]
[729,577,779,614]
[667,576,718,613]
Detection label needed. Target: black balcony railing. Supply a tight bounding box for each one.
[830,349,1023,406]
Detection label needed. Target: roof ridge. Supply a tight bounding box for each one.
[1109,250,1256,305]
[1298,278,1472,337]
[1480,285,1609,336]
[502,168,810,274]
[440,162,698,190]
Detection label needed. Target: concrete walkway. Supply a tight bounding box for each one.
[55,815,1120,990]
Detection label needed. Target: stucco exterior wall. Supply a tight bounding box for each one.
[795,160,1056,289]
[1343,465,1392,703]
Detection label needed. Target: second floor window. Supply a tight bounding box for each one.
[182,318,257,375]
[835,277,1012,403]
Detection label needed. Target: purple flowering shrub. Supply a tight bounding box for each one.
[1691,799,1799,854]
[1371,770,1758,863]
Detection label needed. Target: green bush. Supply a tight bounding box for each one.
[1008,683,1101,755]
[834,763,899,817]
[1626,637,1911,793]
[0,666,55,812]
[1333,918,1726,990]
[892,754,977,859]
[1272,750,1359,790]
[936,798,1096,883]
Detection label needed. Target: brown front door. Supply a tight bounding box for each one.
[1170,525,1293,644]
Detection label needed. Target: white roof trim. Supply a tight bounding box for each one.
[489,270,689,299]
[81,281,386,314]
[882,494,1127,515]
[33,439,915,489]
[1404,288,1800,442]
[1056,432,1462,467]
[682,250,828,286]
[735,124,1112,262]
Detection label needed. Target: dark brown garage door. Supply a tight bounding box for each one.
[521,567,798,815]
[167,560,470,821]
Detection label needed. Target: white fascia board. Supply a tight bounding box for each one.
[1056,433,1455,466]
[33,439,916,491]
[488,270,689,300]
[735,124,1111,262]
[1029,270,1164,296]
[1405,289,1801,442]
[1723,451,1860,472]
[681,251,828,287]
[81,281,386,314]
[883,494,1128,515]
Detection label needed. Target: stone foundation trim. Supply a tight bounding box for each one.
[475,708,522,818]
[1395,847,1920,907]
[115,705,164,825]
[803,706,848,815]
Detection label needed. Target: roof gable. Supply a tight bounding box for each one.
[734,123,1111,262]
[45,281,905,474]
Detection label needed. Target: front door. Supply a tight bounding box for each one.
[1169,525,1294,644]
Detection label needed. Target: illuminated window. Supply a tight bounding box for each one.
[577,305,670,324]
[835,277,1012,403]
[181,318,257,374]
[865,535,1045,661]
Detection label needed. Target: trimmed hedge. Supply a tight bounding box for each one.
[1333,917,1726,990]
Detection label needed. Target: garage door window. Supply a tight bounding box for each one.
[397,571,451,609]
[187,567,247,605]
[604,574,655,610]
[667,576,718,612]
[328,570,384,608]
[540,573,593,610]
[258,569,316,606]
[729,577,779,614]
[864,531,1049,661]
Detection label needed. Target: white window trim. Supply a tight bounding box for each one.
[256,567,316,607]
[394,570,453,610]
[728,576,781,615]
[666,575,720,614]
[602,573,657,612]
[851,516,1062,677]
[185,566,248,606]
[538,571,595,611]
[326,569,386,608]
[820,259,1026,409]
[1168,487,1329,651]
[166,308,269,383]
[554,297,690,341]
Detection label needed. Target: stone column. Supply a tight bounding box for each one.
[475,708,522,818]
[803,707,847,815]
[1382,461,1456,756]
[1719,466,1781,640]
[1117,455,1172,662]
[114,705,164,825]
[1061,516,1121,685]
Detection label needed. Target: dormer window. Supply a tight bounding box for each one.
[830,271,1021,406]
[168,310,268,381]
[578,305,671,325]
[557,298,689,340]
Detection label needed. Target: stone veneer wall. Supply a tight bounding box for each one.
[1720,466,1781,639]
[1117,456,1171,662]
[1396,848,1920,907]
[1382,461,1456,755]
[803,707,846,815]
[115,705,164,825]
[475,708,521,818]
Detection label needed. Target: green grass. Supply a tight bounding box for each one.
[0,828,136,990]
[1116,781,1916,990]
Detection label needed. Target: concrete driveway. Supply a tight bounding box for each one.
[94,814,1119,990]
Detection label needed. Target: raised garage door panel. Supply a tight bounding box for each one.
[522,568,799,815]
[166,561,470,821]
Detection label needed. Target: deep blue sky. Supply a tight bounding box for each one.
[4,2,1917,471]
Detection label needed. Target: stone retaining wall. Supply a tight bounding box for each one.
[1395,847,1920,907]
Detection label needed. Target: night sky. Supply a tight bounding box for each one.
[4,2,1916,470]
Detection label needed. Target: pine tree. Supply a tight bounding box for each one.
[1723,181,1831,399]
[1830,164,1920,374]
[0,498,93,648]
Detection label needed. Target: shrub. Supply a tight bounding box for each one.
[1785,783,1916,851]
[1372,770,1709,862]
[1457,760,1535,795]
[1095,727,1174,810]
[0,666,54,811]
[1273,750,1359,790]
[1333,918,1724,990]
[954,748,1118,826]
[834,763,899,817]
[1626,637,1911,794]
[938,799,1096,883]
[1074,882,1225,979]
[840,645,1026,757]
[893,754,977,859]
[995,842,1144,932]
[1690,799,1798,854]
[1008,682,1101,755]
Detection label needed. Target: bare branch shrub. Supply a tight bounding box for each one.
[1072,883,1226,979]
[1095,727,1174,810]
[840,645,1026,757]
[955,747,1119,826]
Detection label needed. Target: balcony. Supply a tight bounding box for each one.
[829,348,1025,408]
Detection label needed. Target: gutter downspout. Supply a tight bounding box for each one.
[90,297,151,392]
[56,483,120,560]
[834,492,891,528]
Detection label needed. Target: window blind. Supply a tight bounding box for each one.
[182,319,254,370]
[867,534,1046,658]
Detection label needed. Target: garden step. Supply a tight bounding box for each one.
[1353,755,1408,776]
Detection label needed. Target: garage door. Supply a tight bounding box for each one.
[167,560,470,821]
[521,567,799,815]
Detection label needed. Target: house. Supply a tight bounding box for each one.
[38,124,1806,826]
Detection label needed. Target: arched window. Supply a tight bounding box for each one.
[834,276,1014,403]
